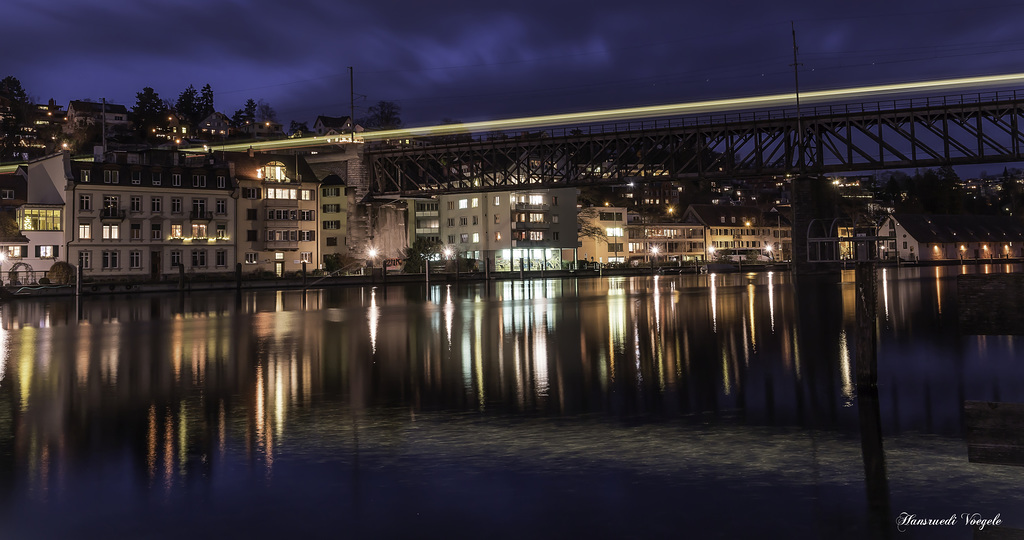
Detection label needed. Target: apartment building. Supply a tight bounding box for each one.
[231,152,319,276]
[65,151,235,279]
[578,206,627,263]
[436,187,578,271]
[319,174,353,266]
[682,204,791,262]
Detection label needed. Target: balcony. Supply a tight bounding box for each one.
[513,202,548,211]
[264,198,299,208]
[264,240,299,250]
[511,221,549,230]
[100,207,126,221]
[190,210,213,221]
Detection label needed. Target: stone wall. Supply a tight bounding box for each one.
[957,274,1024,335]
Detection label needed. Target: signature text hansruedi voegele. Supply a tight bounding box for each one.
[896,512,1002,532]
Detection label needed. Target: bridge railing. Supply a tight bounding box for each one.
[369,89,1023,151]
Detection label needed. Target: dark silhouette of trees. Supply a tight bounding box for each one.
[362,101,402,130]
[132,87,168,140]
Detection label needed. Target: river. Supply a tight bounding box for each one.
[0,265,1021,539]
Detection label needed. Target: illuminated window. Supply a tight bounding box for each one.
[458,199,468,209]
[472,233,479,243]
[171,224,182,238]
[245,253,257,264]
[529,194,543,205]
[471,198,479,208]
[79,223,92,239]
[102,224,119,239]
[192,223,208,238]
[19,209,62,231]
[263,162,287,182]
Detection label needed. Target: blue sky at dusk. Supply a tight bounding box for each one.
[6,0,1024,127]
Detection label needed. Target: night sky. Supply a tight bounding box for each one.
[7,0,1024,128]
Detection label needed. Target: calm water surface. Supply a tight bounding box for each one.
[0,266,1022,539]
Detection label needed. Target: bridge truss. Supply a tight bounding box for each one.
[368,90,1024,195]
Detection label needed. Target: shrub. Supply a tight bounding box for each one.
[47,262,75,285]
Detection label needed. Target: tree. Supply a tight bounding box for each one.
[256,99,277,122]
[231,99,258,129]
[363,100,402,130]
[577,207,608,245]
[175,85,200,127]
[198,84,215,120]
[401,237,441,273]
[289,121,309,135]
[132,87,167,140]
[0,76,30,159]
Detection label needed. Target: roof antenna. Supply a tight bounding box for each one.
[791,22,804,171]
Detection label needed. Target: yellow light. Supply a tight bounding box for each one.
[198,72,1024,154]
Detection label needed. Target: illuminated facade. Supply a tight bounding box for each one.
[319,174,352,265]
[67,151,236,279]
[232,152,320,276]
[435,187,578,271]
[578,206,628,263]
[682,204,792,262]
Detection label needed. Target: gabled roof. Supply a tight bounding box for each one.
[683,204,785,227]
[320,174,345,186]
[893,214,1024,243]
[314,115,353,129]
[224,152,318,184]
[68,100,129,115]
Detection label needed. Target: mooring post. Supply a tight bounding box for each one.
[855,261,878,387]
[235,262,242,291]
[302,262,307,289]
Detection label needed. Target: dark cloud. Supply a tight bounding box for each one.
[5,0,1024,127]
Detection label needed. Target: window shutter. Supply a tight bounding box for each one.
[54,246,60,258]
[35,245,41,257]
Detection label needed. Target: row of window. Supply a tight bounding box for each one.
[79,195,228,215]
[81,170,227,188]
[4,245,60,258]
[78,249,228,270]
[77,222,228,240]
[242,252,313,264]
[443,231,559,244]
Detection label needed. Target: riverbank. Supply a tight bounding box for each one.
[1,257,1018,300]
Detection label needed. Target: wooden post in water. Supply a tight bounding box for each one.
[235,262,242,291]
[302,262,307,289]
[855,261,878,387]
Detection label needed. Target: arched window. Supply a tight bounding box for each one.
[263,161,287,182]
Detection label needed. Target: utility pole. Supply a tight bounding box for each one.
[349,67,355,141]
[101,97,107,158]
[791,22,804,171]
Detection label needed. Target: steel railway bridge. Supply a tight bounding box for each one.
[367,89,1024,196]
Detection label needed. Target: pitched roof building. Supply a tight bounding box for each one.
[882,213,1024,260]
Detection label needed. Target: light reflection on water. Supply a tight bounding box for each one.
[0,266,1023,538]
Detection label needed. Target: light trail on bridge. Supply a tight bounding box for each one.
[194,72,1024,155]
[3,71,1023,173]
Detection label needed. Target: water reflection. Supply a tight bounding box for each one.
[0,266,1023,537]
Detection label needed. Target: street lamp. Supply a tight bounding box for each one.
[765,243,774,262]
[650,245,660,275]
[367,247,378,279]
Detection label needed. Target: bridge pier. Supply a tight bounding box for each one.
[792,174,841,275]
